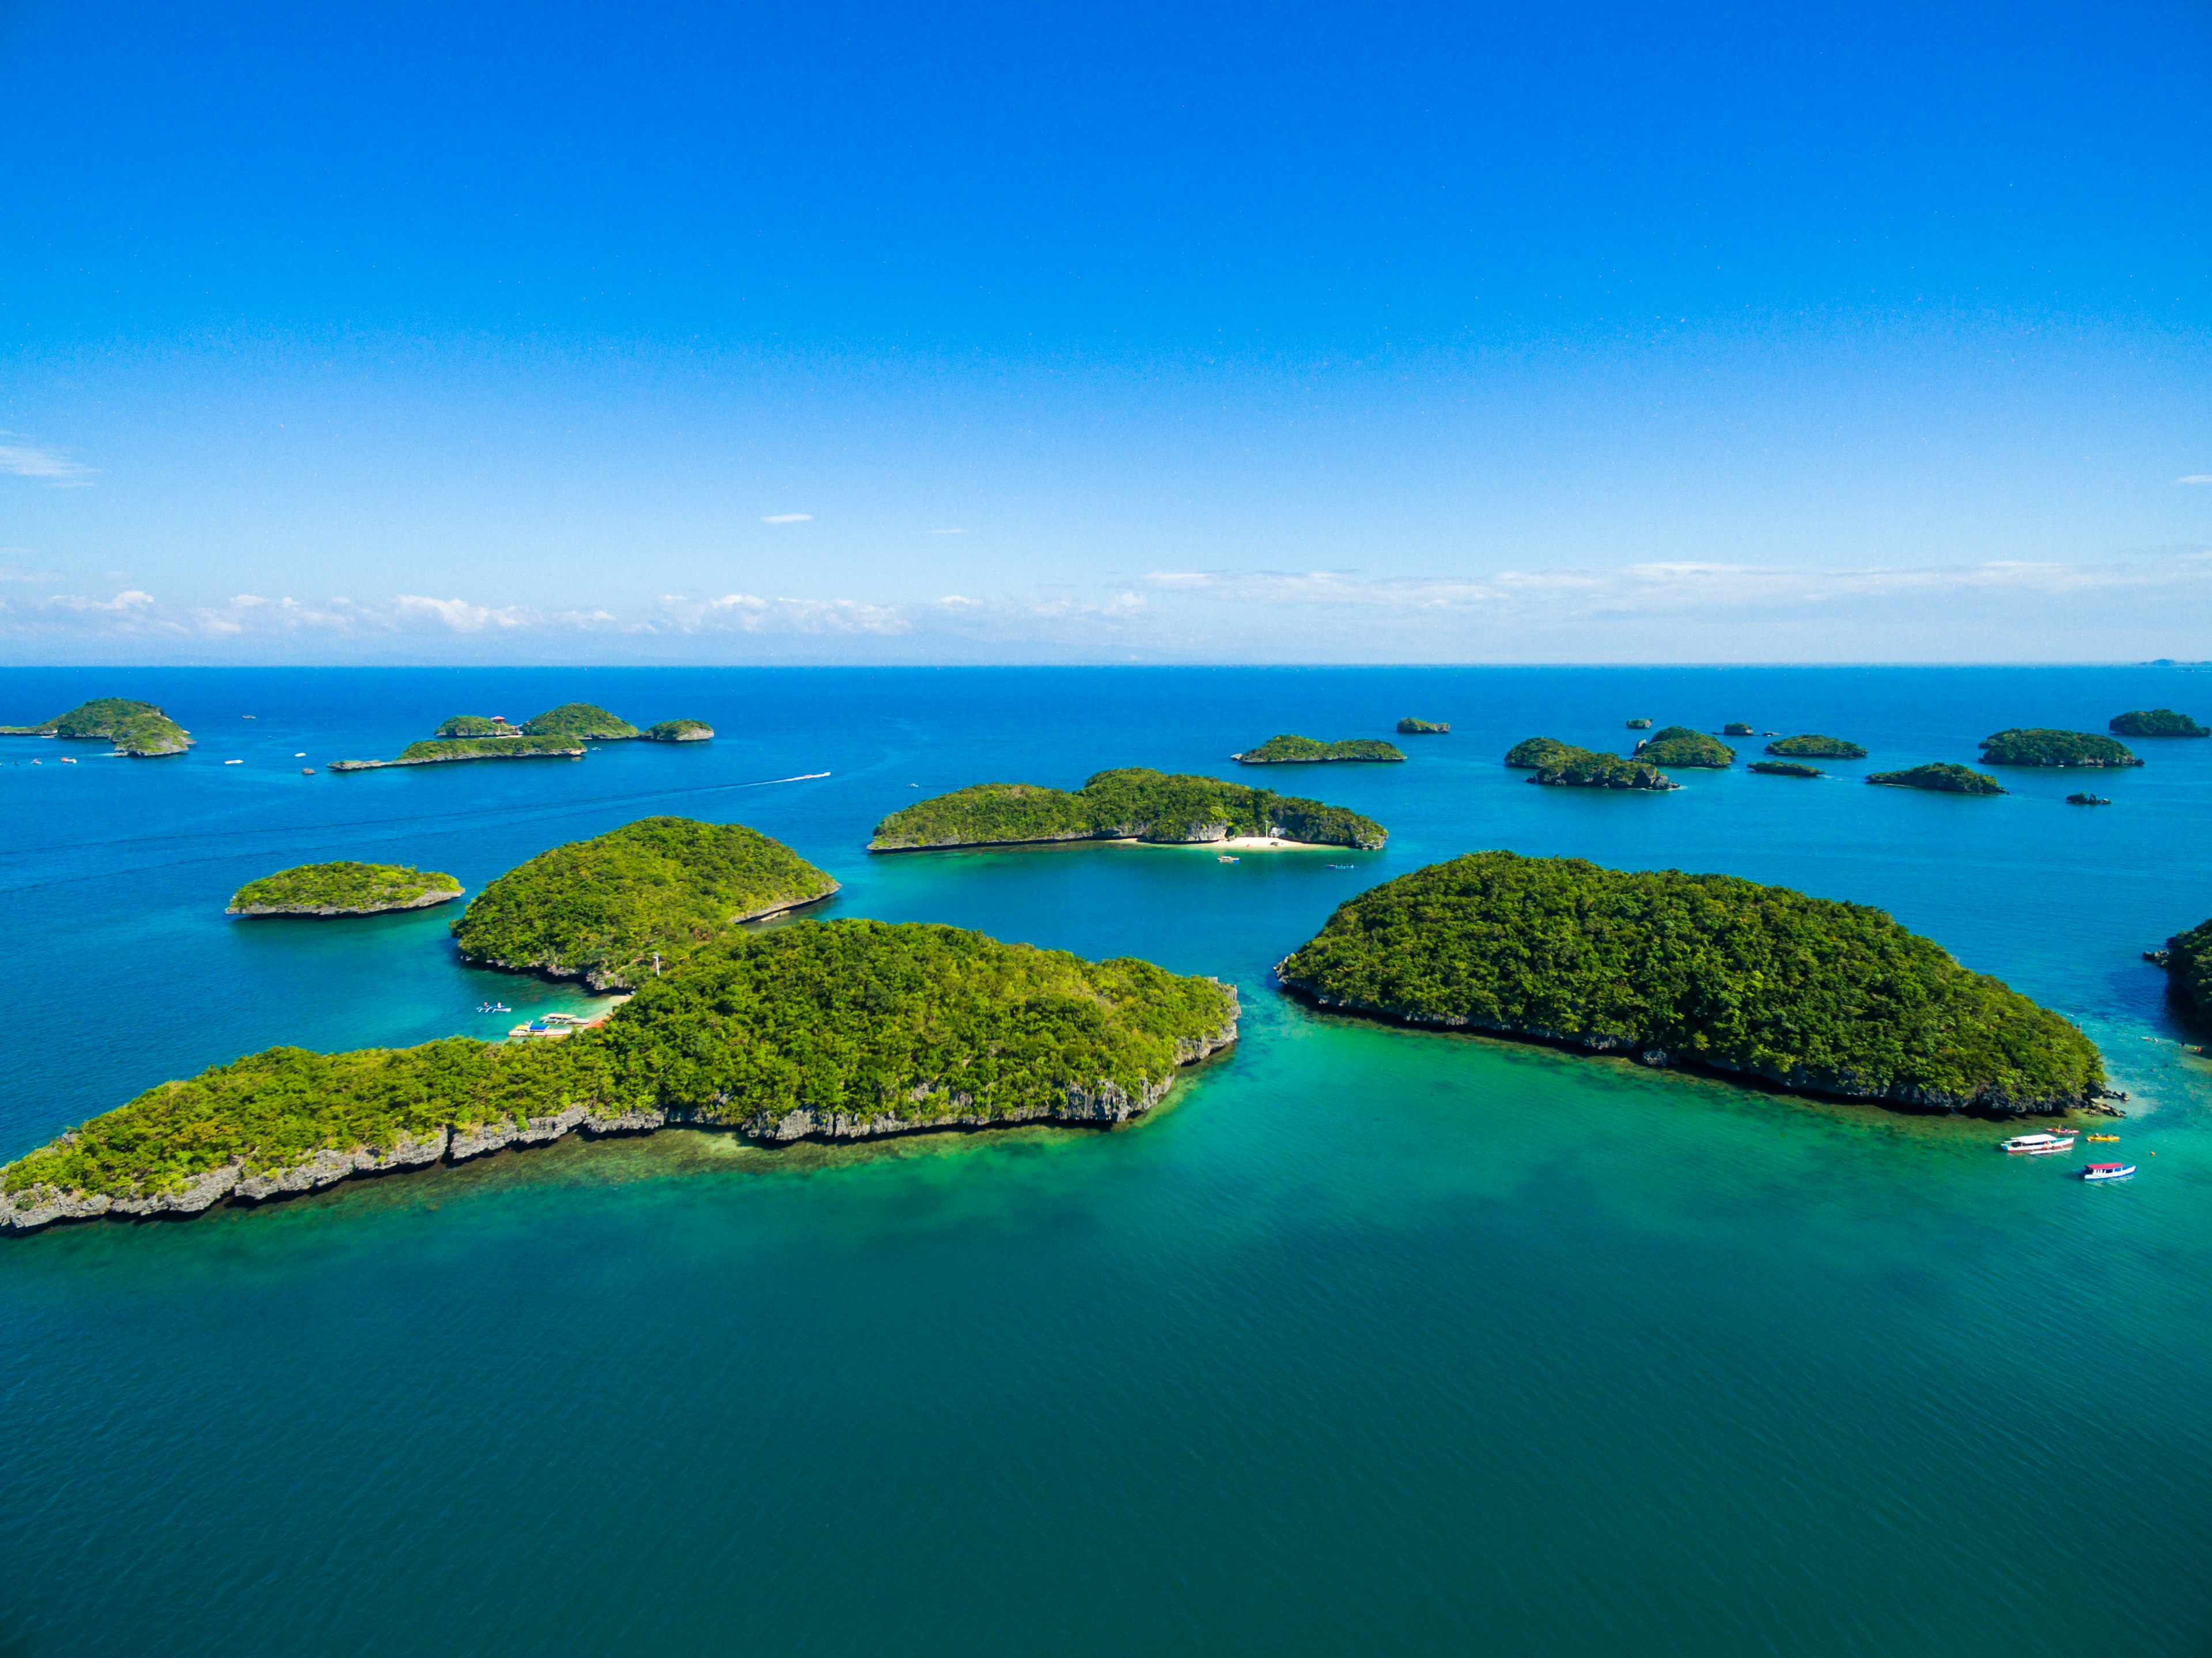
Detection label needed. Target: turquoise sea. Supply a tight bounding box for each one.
[2,665,2209,1656]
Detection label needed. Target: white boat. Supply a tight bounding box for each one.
[1999,1131,2077,1155]
[2080,1162,2135,1182]
[224,759,243,765]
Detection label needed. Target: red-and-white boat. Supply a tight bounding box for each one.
[1998,1131,2077,1155]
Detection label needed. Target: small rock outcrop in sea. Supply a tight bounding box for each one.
[1,922,1239,1233]
[1625,718,1652,729]
[1748,761,1821,778]
[1722,722,1754,736]
[1978,728,2141,768]
[2066,792,2111,807]
[0,698,194,756]
[1866,762,2005,795]
[2108,709,2208,738]
[1276,850,2111,1117]
[1396,718,1449,735]
[228,861,464,917]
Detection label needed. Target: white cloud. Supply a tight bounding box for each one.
[0,434,96,486]
[654,592,910,635]
[2178,475,2212,485]
[760,513,813,524]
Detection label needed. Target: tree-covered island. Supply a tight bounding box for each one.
[1277,850,2111,1115]
[1765,734,1867,759]
[642,719,714,741]
[870,768,1387,851]
[1748,761,1821,778]
[1979,729,2141,767]
[452,816,840,989]
[1722,722,1755,736]
[0,697,194,756]
[2109,709,2208,738]
[331,735,586,771]
[0,920,1239,1233]
[228,862,464,916]
[1233,734,1406,763]
[2152,917,2212,1025]
[520,702,641,740]
[1626,718,1652,729]
[1396,718,1449,734]
[434,714,514,737]
[1631,725,1735,767]
[1866,763,2005,794]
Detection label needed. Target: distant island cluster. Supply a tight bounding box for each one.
[5,688,2202,1237]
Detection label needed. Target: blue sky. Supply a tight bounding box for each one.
[2,0,2209,663]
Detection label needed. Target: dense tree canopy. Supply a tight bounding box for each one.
[228,862,462,914]
[870,768,1387,850]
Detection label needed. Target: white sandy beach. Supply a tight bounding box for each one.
[1124,834,1341,853]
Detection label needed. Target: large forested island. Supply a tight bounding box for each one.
[1979,728,2141,767]
[331,735,585,771]
[228,862,463,917]
[870,768,1388,850]
[1277,851,2110,1115]
[0,697,194,756]
[1505,737,1675,789]
[1232,735,1406,763]
[1632,725,1735,767]
[452,816,839,989]
[434,704,709,741]
[2109,709,2207,737]
[0,920,1240,1233]
[1867,763,2004,794]
[1766,734,1866,759]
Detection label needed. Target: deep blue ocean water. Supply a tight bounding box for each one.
[2,665,2209,1656]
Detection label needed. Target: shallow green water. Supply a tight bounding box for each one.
[2,667,2208,1655]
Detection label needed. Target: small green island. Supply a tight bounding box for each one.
[434,714,516,737]
[0,920,1239,1233]
[642,718,714,741]
[0,697,194,756]
[2150,917,2212,1024]
[2109,709,2207,738]
[228,862,464,917]
[1722,722,1755,737]
[520,702,640,740]
[1867,763,2005,794]
[1232,734,1406,764]
[1396,717,1450,735]
[1631,726,1735,768]
[331,734,586,771]
[1979,729,2141,768]
[1748,761,1821,778]
[1626,718,1652,729]
[870,769,1387,851]
[1503,736,1676,789]
[1766,734,1866,759]
[1276,851,2111,1115]
[452,816,840,989]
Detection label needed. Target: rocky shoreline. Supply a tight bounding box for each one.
[229,888,464,918]
[330,745,583,772]
[0,1001,1237,1235]
[1276,968,2121,1118]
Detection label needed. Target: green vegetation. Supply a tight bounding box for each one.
[1396,717,1449,735]
[1633,725,1734,768]
[1504,736,1577,770]
[1529,748,1676,790]
[1867,763,2004,795]
[228,862,463,915]
[0,697,194,756]
[1,921,1237,1214]
[434,715,514,737]
[1766,734,1866,759]
[2109,709,2208,738]
[1748,762,1821,778]
[1234,734,1406,763]
[1722,722,1755,736]
[329,734,586,770]
[452,816,839,989]
[1626,718,1652,729]
[1978,729,2141,768]
[1278,850,2106,1111]
[2158,917,2212,1024]
[870,768,1387,851]
[642,718,714,741]
[520,702,639,739]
